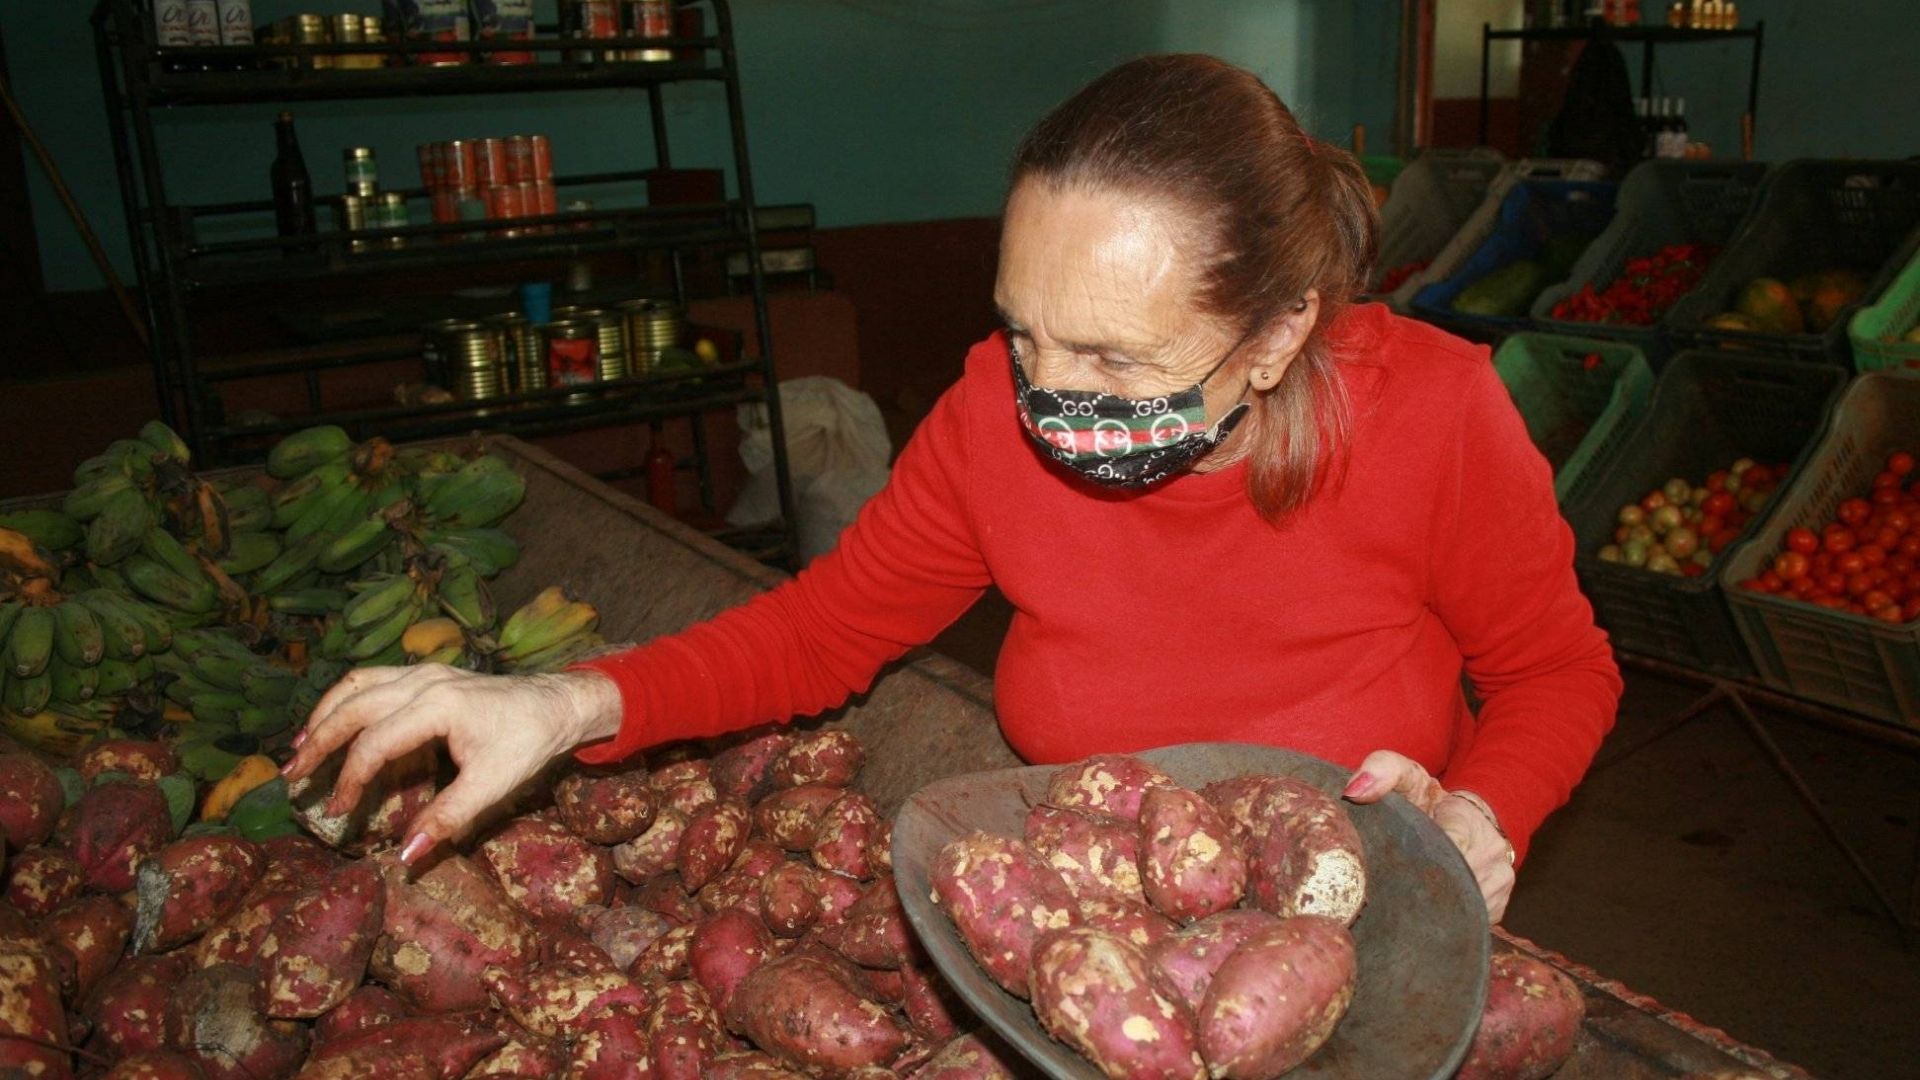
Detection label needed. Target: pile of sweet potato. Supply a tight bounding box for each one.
[0,729,1025,1080]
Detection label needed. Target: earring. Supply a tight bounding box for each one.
[1254,368,1273,385]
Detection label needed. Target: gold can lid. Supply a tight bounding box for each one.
[380,192,408,208]
[344,147,376,161]
[339,193,366,209]
[545,319,598,338]
[423,318,482,333]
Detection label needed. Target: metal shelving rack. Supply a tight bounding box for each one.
[90,0,798,565]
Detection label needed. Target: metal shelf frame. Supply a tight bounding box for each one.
[90,0,799,565]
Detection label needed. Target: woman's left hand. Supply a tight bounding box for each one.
[1341,749,1515,923]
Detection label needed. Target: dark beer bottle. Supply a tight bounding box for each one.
[271,112,318,254]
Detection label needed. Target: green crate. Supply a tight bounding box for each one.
[1721,371,1920,723]
[1562,351,1845,677]
[1360,153,1407,190]
[1493,333,1655,507]
[1533,160,1770,362]
[1848,241,1920,372]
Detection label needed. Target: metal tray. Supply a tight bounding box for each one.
[892,743,1491,1080]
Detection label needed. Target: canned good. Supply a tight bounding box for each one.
[529,134,553,180]
[379,192,410,248]
[482,313,541,392]
[443,140,479,191]
[291,14,330,70]
[549,308,627,381]
[344,148,378,194]
[154,2,192,47]
[485,183,526,221]
[422,320,506,402]
[185,1,219,47]
[474,0,535,64]
[543,320,600,389]
[624,0,672,62]
[504,136,535,183]
[337,193,369,254]
[617,298,683,375]
[404,0,471,66]
[532,180,558,218]
[475,138,510,187]
[216,0,254,46]
[560,0,619,62]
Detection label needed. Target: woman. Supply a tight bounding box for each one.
[284,55,1621,922]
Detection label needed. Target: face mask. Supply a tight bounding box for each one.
[1011,339,1251,490]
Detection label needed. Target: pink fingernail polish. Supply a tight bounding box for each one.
[1342,772,1376,799]
[399,833,432,866]
[291,730,307,750]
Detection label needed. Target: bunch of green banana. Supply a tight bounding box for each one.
[150,627,296,738]
[221,484,275,533]
[425,526,520,577]
[0,591,135,713]
[124,528,221,617]
[0,696,117,757]
[266,425,353,481]
[332,571,430,666]
[69,422,184,490]
[0,510,83,555]
[494,585,602,672]
[433,561,496,633]
[422,456,526,529]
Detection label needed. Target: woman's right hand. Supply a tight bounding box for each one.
[279,664,622,865]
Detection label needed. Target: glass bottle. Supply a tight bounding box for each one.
[271,112,318,254]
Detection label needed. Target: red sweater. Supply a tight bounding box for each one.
[575,303,1621,860]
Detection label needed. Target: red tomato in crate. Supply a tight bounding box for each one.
[1839,499,1873,527]
[1862,546,1889,569]
[1785,527,1820,554]
[1824,528,1856,554]
[1889,451,1916,477]
[1837,552,1867,575]
[1774,551,1810,580]
[1904,597,1920,622]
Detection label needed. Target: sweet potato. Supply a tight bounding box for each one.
[630,923,695,985]
[369,854,535,1014]
[759,862,821,938]
[312,985,409,1043]
[1138,786,1247,923]
[635,875,702,925]
[474,815,614,920]
[286,747,437,855]
[484,961,651,1037]
[554,767,656,845]
[698,842,786,920]
[928,833,1077,999]
[649,761,719,818]
[62,780,174,893]
[677,801,751,894]
[711,730,793,802]
[254,859,384,1018]
[648,979,724,1080]
[812,792,880,881]
[301,1015,505,1080]
[42,893,134,1000]
[0,903,24,939]
[562,1004,652,1080]
[1454,952,1585,1080]
[753,785,846,852]
[84,952,189,1061]
[193,889,299,970]
[0,753,63,850]
[898,963,965,1043]
[830,876,915,970]
[1023,806,1144,905]
[611,809,687,884]
[912,1032,1020,1080]
[133,835,265,954]
[463,1034,567,1079]
[724,953,910,1078]
[813,871,867,928]
[1076,896,1177,951]
[164,963,308,1080]
[769,730,864,791]
[0,933,72,1080]
[1044,754,1176,823]
[1198,915,1356,1079]
[690,908,772,1013]
[254,836,338,883]
[583,904,674,972]
[4,846,85,918]
[1242,779,1367,925]
[705,1052,812,1079]
[869,818,894,874]
[1030,926,1204,1080]
[79,740,179,782]
[104,1050,209,1080]
[1196,776,1291,847]
[1146,909,1282,1015]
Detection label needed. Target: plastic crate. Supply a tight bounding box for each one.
[1721,371,1920,722]
[1360,153,1407,191]
[1492,333,1656,507]
[1562,351,1845,677]
[1386,157,1606,312]
[1409,179,1620,332]
[1664,159,1920,365]
[1532,160,1771,361]
[1848,241,1920,372]
[1369,149,1506,297]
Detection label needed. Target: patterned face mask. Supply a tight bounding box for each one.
[1012,340,1251,489]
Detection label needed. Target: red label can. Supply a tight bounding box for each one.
[417,143,445,191]
[475,138,510,187]
[485,183,526,220]
[505,136,536,183]
[530,135,554,181]
[533,179,558,217]
[443,140,479,191]
[546,323,600,386]
[430,189,461,224]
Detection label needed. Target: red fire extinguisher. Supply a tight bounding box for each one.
[645,429,676,514]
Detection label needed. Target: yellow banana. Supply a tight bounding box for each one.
[0,526,59,580]
[402,617,465,659]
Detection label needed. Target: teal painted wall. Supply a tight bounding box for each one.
[9,0,1399,292]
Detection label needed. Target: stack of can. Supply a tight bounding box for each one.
[484,312,545,392]
[418,136,557,235]
[423,319,508,403]
[559,0,674,62]
[554,305,628,381]
[617,298,684,376]
[336,147,410,253]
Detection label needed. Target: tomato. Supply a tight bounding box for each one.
[1816,595,1849,610]
[1890,451,1916,477]
[1824,528,1856,554]
[1820,573,1847,596]
[1707,469,1730,492]
[1744,465,1772,488]
[1846,572,1874,597]
[1875,527,1901,551]
[1887,511,1912,535]
[1837,552,1867,575]
[1681,563,1706,578]
[1873,604,1904,625]
[1760,571,1785,591]
[1874,488,1901,506]
[1889,556,1915,577]
[1641,491,1668,513]
[1704,493,1738,519]
[1861,545,1889,569]
[1790,575,1818,598]
[1863,590,1895,612]
[1839,498,1873,526]
[1773,551,1810,580]
[1904,597,1920,622]
[1784,526,1819,554]
[1874,470,1902,490]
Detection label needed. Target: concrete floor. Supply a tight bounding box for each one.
[929,589,1920,1080]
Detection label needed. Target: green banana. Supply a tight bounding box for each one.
[190,691,252,726]
[343,574,416,633]
[316,516,393,575]
[86,488,156,565]
[71,451,129,488]
[101,591,173,655]
[218,531,281,577]
[347,598,419,662]
[8,606,55,678]
[48,656,98,704]
[435,563,495,631]
[138,420,192,465]
[0,602,20,648]
[106,439,160,479]
[191,653,254,693]
[498,601,598,664]
[425,460,526,529]
[124,554,218,615]
[62,473,135,521]
[240,664,296,707]
[92,658,140,698]
[59,566,100,593]
[222,485,275,533]
[419,643,468,667]
[251,533,325,596]
[74,592,146,661]
[228,777,299,841]
[271,461,351,530]
[354,641,409,669]
[236,706,291,738]
[267,425,353,480]
[317,618,351,661]
[176,733,246,782]
[267,588,351,617]
[0,510,84,552]
[286,480,364,547]
[4,669,52,715]
[142,527,208,583]
[169,627,255,664]
[51,600,105,667]
[503,631,604,674]
[430,527,521,577]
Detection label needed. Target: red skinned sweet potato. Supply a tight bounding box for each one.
[1243,779,1367,925]
[79,740,178,782]
[677,801,751,894]
[690,908,772,1013]
[898,963,964,1043]
[369,854,535,1014]
[42,893,134,1000]
[463,1034,567,1079]
[1044,754,1176,823]
[1198,915,1356,1079]
[912,1032,1020,1080]
[0,933,72,1080]
[635,875,701,925]
[648,979,724,1080]
[1146,909,1282,1015]
[1076,896,1177,951]
[301,1015,505,1080]
[1030,927,1205,1080]
[286,747,436,855]
[484,961,651,1037]
[475,815,614,921]
[813,871,867,928]
[554,768,656,845]
[193,889,298,970]
[710,730,793,802]
[610,809,687,884]
[724,952,910,1078]
[5,847,85,918]
[869,818,893,874]
[253,836,339,888]
[62,779,174,893]
[1139,786,1247,923]
[649,760,718,818]
[254,859,384,1018]
[563,1004,652,1080]
[831,876,915,970]
[104,1050,209,1080]
[812,792,880,880]
[1454,951,1585,1080]
[164,963,308,1080]
[583,904,674,972]
[1023,806,1144,905]
[753,785,845,852]
[312,985,409,1043]
[84,952,190,1061]
[769,730,864,790]
[630,923,695,985]
[133,835,265,954]
[929,833,1077,999]
[759,862,821,938]
[533,916,620,976]
[0,753,64,850]
[705,1052,811,1079]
